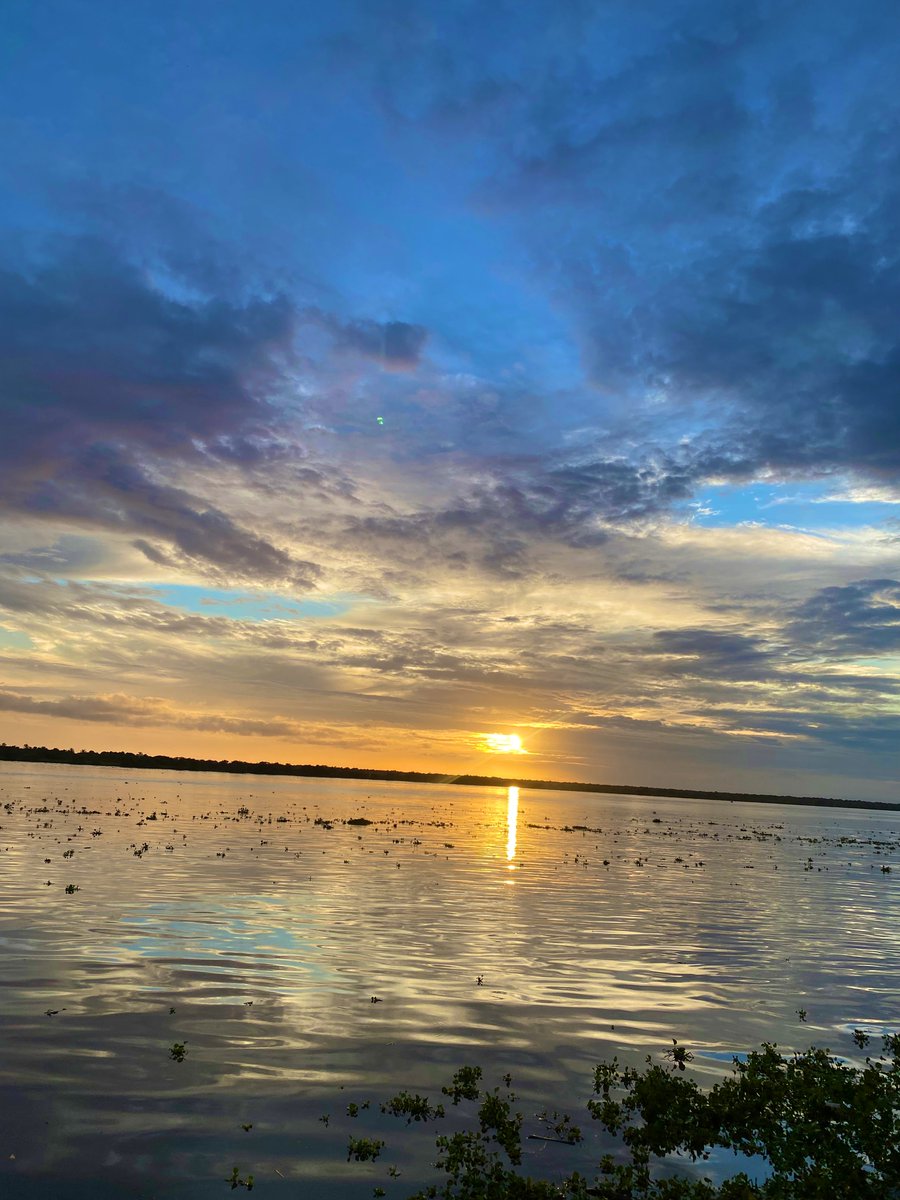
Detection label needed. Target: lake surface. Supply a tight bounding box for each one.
[1,762,897,1197]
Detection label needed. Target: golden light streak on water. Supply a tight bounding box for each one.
[506,784,518,867]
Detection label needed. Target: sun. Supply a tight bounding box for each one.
[482,733,526,754]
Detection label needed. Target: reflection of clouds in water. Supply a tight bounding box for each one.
[1,761,899,1190]
[120,899,331,982]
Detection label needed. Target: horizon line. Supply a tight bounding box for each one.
[1,740,898,813]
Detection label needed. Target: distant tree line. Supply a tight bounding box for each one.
[1,741,897,812]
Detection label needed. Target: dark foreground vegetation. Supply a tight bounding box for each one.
[1,741,898,811]
[337,1034,900,1198]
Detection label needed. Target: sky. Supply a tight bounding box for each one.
[1,0,899,801]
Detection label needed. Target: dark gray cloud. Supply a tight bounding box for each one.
[785,579,900,658]
[639,202,900,481]
[652,628,775,681]
[544,204,900,495]
[0,236,322,584]
[695,703,900,754]
[307,310,428,368]
[0,237,293,455]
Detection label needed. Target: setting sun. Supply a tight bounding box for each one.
[483,733,526,754]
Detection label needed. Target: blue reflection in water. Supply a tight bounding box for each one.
[120,899,330,980]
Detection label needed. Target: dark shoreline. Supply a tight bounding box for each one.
[1,741,897,812]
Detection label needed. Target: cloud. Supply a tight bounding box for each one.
[652,628,775,681]
[414,0,900,492]
[0,236,323,584]
[0,575,329,652]
[0,534,111,575]
[293,1,900,550]
[305,309,428,368]
[0,236,293,453]
[533,180,900,491]
[338,449,723,580]
[647,209,900,481]
[785,579,900,657]
[0,686,301,737]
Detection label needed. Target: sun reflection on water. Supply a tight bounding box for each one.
[506,785,518,867]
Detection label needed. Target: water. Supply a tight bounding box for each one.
[1,762,897,1197]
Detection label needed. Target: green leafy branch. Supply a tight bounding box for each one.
[341,1033,900,1198]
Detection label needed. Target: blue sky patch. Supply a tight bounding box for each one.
[0,625,33,650]
[147,585,350,622]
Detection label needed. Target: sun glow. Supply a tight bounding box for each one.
[483,732,526,754]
